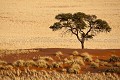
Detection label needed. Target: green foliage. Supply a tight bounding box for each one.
[95,19,111,32]
[50,12,111,33]
[49,22,62,31]
[55,13,72,21]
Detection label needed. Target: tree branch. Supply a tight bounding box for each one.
[85,22,92,37]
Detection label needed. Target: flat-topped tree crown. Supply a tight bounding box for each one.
[50,12,111,49]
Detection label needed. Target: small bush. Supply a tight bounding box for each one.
[108,55,120,62]
[38,56,54,61]
[68,63,81,74]
[95,59,100,63]
[99,61,112,67]
[0,65,13,70]
[105,67,120,73]
[64,57,85,66]
[52,62,63,68]
[64,58,73,65]
[36,60,48,68]
[71,63,81,70]
[5,65,13,70]
[55,51,63,61]
[61,68,67,72]
[90,62,99,68]
[80,52,93,62]
[25,60,37,67]
[99,61,106,66]
[13,60,25,67]
[0,65,5,69]
[55,51,63,56]
[74,57,85,66]
[114,62,120,67]
[69,55,74,60]
[0,60,7,65]
[72,51,79,56]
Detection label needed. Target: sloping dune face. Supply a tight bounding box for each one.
[0,0,120,49]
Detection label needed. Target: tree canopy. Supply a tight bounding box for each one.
[50,12,111,49]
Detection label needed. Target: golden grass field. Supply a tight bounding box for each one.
[0,0,120,49]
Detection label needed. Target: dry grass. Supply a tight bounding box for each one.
[52,62,63,68]
[36,59,48,68]
[68,63,81,74]
[105,67,120,73]
[13,60,25,67]
[0,69,119,80]
[90,62,99,68]
[0,60,7,65]
[38,56,54,61]
[72,51,79,56]
[55,51,63,56]
[80,52,93,62]
[109,55,120,62]
[114,62,120,67]
[24,60,37,67]
[0,50,120,80]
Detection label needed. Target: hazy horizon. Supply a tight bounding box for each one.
[0,0,120,49]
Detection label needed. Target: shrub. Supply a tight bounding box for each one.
[105,63,113,67]
[90,62,99,68]
[105,67,120,73]
[36,60,48,68]
[68,63,81,74]
[64,57,85,66]
[0,65,13,70]
[114,62,120,67]
[71,63,81,70]
[38,56,54,61]
[25,60,37,67]
[63,58,73,64]
[4,65,13,70]
[80,52,93,62]
[0,60,7,65]
[61,68,67,72]
[69,55,74,60]
[99,61,108,66]
[108,55,120,62]
[52,62,63,68]
[55,51,63,61]
[13,60,25,67]
[74,57,85,66]
[99,61,112,67]
[0,65,5,69]
[72,51,79,56]
[55,51,63,56]
[95,59,100,63]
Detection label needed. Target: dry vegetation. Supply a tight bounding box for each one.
[0,50,120,80]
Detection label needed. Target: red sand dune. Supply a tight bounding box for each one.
[0,48,120,63]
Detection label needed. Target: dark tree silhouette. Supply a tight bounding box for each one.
[49,12,111,49]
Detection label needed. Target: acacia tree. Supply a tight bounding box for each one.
[49,12,111,49]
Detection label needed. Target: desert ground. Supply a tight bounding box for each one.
[0,0,120,80]
[0,48,120,79]
[0,0,120,49]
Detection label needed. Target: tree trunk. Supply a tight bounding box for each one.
[81,41,84,49]
[76,34,85,49]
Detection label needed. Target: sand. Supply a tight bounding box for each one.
[0,0,120,49]
[0,48,120,63]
